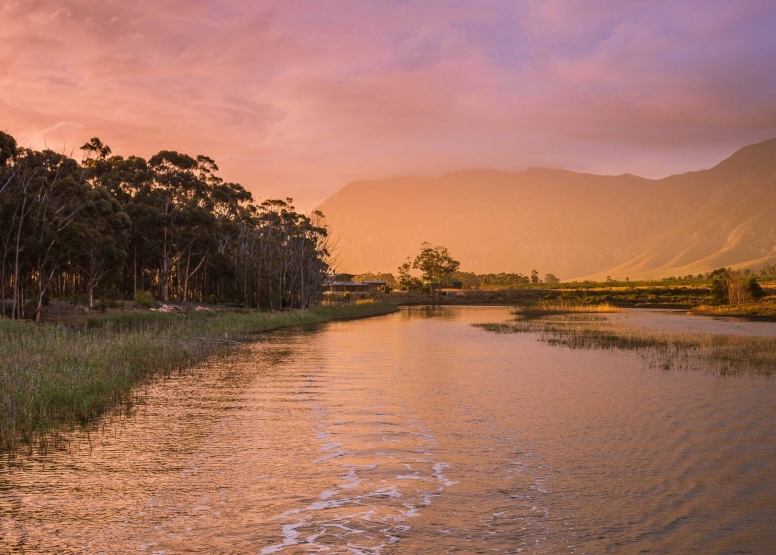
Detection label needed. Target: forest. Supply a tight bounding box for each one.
[0,132,332,320]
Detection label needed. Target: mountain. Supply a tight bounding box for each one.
[316,139,776,281]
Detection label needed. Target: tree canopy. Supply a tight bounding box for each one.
[0,134,332,320]
[397,243,460,298]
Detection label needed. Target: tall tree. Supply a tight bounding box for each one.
[0,132,333,318]
[410,243,460,302]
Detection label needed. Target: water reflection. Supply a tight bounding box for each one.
[1,307,776,553]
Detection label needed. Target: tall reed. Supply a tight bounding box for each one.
[476,313,776,376]
[0,303,397,450]
[512,301,621,317]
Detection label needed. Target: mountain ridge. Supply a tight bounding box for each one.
[316,139,776,281]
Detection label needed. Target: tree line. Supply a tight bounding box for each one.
[0,133,332,320]
[355,269,560,289]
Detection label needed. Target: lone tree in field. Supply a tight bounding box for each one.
[406,243,460,301]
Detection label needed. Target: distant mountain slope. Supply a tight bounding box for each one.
[316,139,776,280]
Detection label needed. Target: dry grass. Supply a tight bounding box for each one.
[512,301,621,317]
[476,313,776,376]
[0,303,398,451]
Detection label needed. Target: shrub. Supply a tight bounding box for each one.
[711,278,728,304]
[133,290,155,308]
[747,277,765,299]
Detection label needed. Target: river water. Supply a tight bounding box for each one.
[2,307,776,554]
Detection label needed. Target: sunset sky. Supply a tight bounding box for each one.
[3,0,776,209]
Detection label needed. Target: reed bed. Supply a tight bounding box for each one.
[476,313,776,376]
[0,303,397,450]
[512,301,621,317]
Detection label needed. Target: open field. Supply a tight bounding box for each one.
[0,302,398,451]
[475,312,776,376]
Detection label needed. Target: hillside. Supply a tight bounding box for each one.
[316,139,776,281]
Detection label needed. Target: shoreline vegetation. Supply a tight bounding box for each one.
[383,286,776,320]
[475,308,776,376]
[512,302,621,317]
[0,302,397,452]
[362,270,776,321]
[1,133,334,322]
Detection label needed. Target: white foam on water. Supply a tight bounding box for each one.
[339,469,362,489]
[261,391,462,554]
[432,462,458,488]
[401,504,420,517]
[313,451,346,464]
[369,486,402,499]
[259,519,304,554]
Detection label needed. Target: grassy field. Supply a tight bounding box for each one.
[0,302,398,451]
[476,312,776,376]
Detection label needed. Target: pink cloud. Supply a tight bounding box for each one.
[1,1,775,209]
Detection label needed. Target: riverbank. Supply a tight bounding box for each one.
[380,280,776,319]
[690,302,776,321]
[0,302,398,451]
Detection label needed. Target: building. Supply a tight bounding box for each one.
[326,273,354,283]
[425,278,464,289]
[322,273,387,294]
[361,280,388,292]
[445,278,463,289]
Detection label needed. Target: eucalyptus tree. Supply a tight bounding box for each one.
[0,131,333,317]
[0,131,17,194]
[74,187,131,307]
[0,132,19,315]
[0,148,87,319]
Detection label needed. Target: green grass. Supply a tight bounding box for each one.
[0,303,397,450]
[475,313,776,376]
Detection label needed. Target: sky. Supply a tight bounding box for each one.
[2,0,776,210]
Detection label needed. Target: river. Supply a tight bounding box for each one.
[2,307,776,553]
